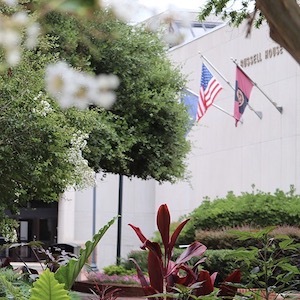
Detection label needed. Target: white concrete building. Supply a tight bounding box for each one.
[57,15,300,270]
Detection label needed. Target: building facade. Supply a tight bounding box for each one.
[57,17,300,270]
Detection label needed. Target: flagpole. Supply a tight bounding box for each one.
[185,88,242,123]
[213,103,243,123]
[231,58,283,114]
[199,53,263,120]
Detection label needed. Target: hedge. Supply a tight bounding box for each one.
[122,248,250,285]
[177,187,300,245]
[195,225,300,249]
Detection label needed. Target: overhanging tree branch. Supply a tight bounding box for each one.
[256,0,300,64]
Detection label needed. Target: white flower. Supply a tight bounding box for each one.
[1,224,18,243]
[45,62,77,102]
[96,74,119,91]
[25,22,40,49]
[163,31,185,46]
[0,6,41,66]
[1,28,21,47]
[6,48,21,66]
[45,61,120,110]
[2,0,17,6]
[99,0,140,22]
[11,11,29,26]
[32,93,53,116]
[95,91,116,109]
[69,73,94,109]
[66,131,95,189]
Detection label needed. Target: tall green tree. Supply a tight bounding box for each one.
[42,11,191,182]
[0,6,191,236]
[0,35,97,237]
[199,0,300,64]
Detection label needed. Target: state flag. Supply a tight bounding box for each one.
[234,66,254,126]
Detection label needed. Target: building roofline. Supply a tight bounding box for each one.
[168,21,228,52]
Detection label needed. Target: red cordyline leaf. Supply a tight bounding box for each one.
[129,258,149,288]
[192,257,207,274]
[130,258,162,299]
[195,270,214,296]
[148,250,164,293]
[143,286,161,299]
[224,269,241,283]
[157,204,170,260]
[128,224,147,244]
[211,272,218,286]
[172,264,197,286]
[144,240,163,261]
[175,242,207,265]
[166,242,207,277]
[218,269,241,298]
[168,218,190,259]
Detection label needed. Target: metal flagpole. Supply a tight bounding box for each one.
[231,58,283,114]
[199,52,263,120]
[116,174,123,265]
[90,172,98,271]
[185,88,242,123]
[213,103,242,122]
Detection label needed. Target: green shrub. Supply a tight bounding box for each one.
[122,250,148,273]
[227,227,300,292]
[103,265,135,276]
[195,226,300,249]
[203,249,248,284]
[178,186,300,244]
[122,248,248,285]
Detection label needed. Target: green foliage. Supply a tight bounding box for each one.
[0,34,99,220]
[41,10,190,183]
[103,265,135,276]
[55,0,98,16]
[122,250,149,273]
[178,187,300,244]
[0,217,116,298]
[227,227,300,295]
[198,0,264,28]
[202,249,244,283]
[55,216,117,290]
[195,226,300,250]
[0,268,29,299]
[29,269,70,300]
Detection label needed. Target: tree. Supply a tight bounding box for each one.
[0,3,191,237]
[0,35,97,238]
[41,11,191,182]
[199,0,300,64]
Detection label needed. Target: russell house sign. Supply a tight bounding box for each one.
[240,46,284,68]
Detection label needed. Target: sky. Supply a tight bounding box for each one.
[133,0,206,22]
[137,0,205,12]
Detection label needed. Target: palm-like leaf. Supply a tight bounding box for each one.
[55,216,117,290]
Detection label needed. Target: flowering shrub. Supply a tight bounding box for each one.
[0,219,18,243]
[87,272,149,286]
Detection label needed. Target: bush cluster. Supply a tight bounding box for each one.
[121,188,300,290]
[195,225,300,249]
[178,187,300,244]
[103,265,135,276]
[122,248,249,285]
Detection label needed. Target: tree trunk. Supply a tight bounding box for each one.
[256,0,300,64]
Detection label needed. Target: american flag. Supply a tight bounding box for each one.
[197,63,222,122]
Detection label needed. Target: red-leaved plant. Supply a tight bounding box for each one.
[129,204,241,299]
